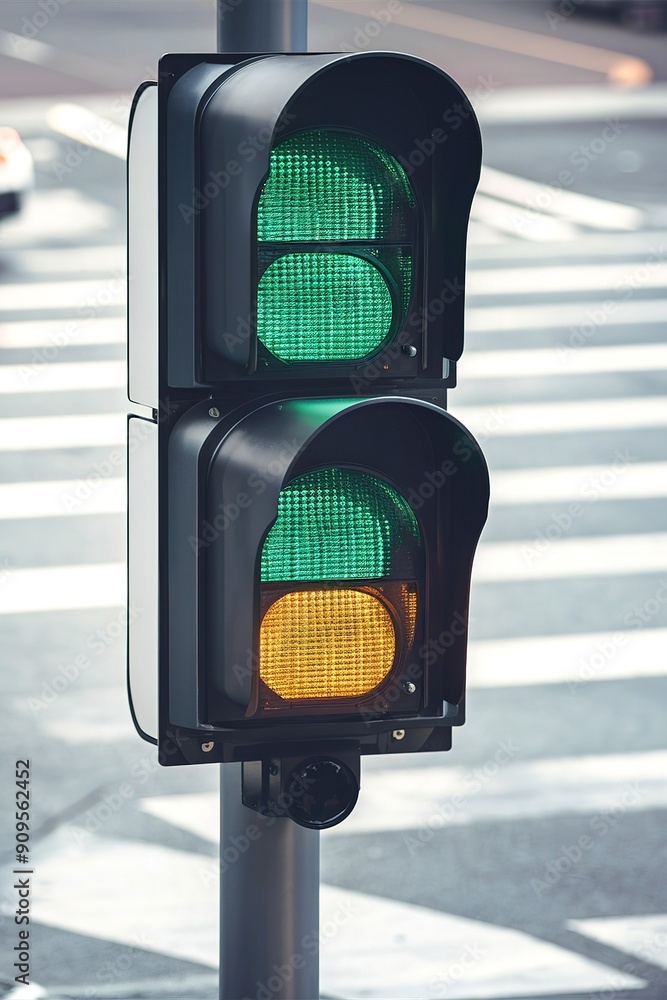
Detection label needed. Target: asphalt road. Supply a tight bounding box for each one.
[0,2,666,999]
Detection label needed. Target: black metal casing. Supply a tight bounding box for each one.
[129,51,489,767]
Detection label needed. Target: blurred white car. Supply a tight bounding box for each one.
[0,127,34,220]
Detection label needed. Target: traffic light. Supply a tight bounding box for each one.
[128,50,489,828]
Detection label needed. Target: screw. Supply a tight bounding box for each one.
[201,741,214,752]
[208,407,220,418]
[392,729,406,741]
[250,800,258,809]
[403,681,417,695]
[402,345,417,357]
[269,763,278,776]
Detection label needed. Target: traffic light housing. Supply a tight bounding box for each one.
[127,50,489,825]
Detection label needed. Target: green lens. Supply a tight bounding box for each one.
[257,130,414,243]
[260,468,420,582]
[257,253,393,363]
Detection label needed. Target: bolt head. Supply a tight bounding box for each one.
[402,345,417,357]
[403,681,417,695]
[201,741,214,752]
[208,407,220,418]
[392,729,406,741]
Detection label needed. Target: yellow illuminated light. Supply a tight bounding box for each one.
[260,589,396,700]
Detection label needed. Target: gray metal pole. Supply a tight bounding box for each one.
[219,764,320,1000]
[216,6,317,996]
[217,0,307,53]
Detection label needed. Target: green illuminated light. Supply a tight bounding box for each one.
[257,130,414,243]
[260,468,420,582]
[257,253,393,363]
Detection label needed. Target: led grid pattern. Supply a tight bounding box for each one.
[255,129,414,364]
[259,589,396,699]
[256,253,393,363]
[256,130,414,243]
[260,468,420,583]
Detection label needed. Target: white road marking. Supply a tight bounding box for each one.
[460,343,667,379]
[479,166,643,232]
[492,461,667,504]
[569,914,667,972]
[477,83,667,124]
[452,396,667,436]
[471,194,579,243]
[0,360,125,393]
[475,532,667,582]
[0,413,124,451]
[322,886,645,999]
[0,478,124,519]
[467,261,667,297]
[317,0,652,85]
[141,749,667,836]
[0,189,116,246]
[0,563,124,615]
[0,316,125,349]
[467,297,667,332]
[47,103,128,160]
[0,279,126,313]
[2,244,125,276]
[469,628,667,688]
[30,830,645,999]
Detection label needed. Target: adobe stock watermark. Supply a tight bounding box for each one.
[178,109,296,224]
[546,0,585,30]
[429,942,487,998]
[27,604,142,715]
[239,899,358,1000]
[404,738,521,857]
[513,118,629,237]
[189,437,300,553]
[360,609,476,724]
[559,246,666,354]
[521,449,636,565]
[10,0,70,53]
[398,74,501,178]
[531,782,645,896]
[591,926,667,1000]
[339,0,404,52]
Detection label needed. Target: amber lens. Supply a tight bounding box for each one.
[260,589,396,700]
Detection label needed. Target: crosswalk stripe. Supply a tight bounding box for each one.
[469,628,667,688]
[1,396,665,455]
[47,103,128,159]
[471,193,579,243]
[1,461,662,522]
[0,188,116,246]
[492,461,667,503]
[467,260,666,296]
[2,244,125,276]
[0,478,124,519]
[460,342,667,379]
[452,396,667,435]
[0,316,125,348]
[11,340,662,393]
[322,886,646,999]
[467,296,667,332]
[0,413,124,451]
[479,165,643,232]
[0,359,125,393]
[568,914,667,972]
[475,532,667,582]
[0,563,124,614]
[140,748,667,836]
[0,279,126,312]
[30,829,646,999]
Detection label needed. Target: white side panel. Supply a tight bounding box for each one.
[128,84,159,410]
[128,416,159,742]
